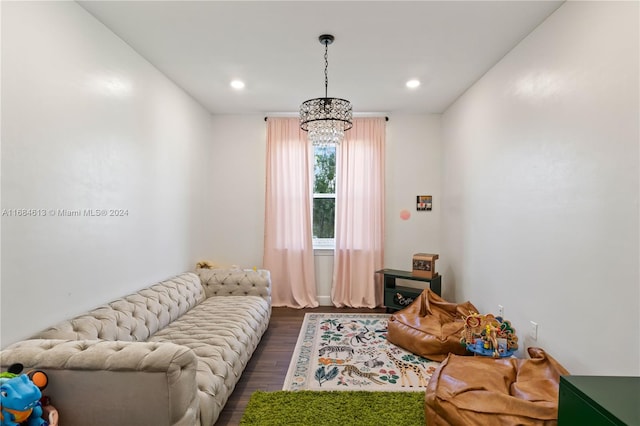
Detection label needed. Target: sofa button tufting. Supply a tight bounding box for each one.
[9,271,272,426]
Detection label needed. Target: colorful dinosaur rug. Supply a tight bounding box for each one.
[282,313,440,392]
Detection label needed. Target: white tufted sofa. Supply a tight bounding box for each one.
[0,269,271,426]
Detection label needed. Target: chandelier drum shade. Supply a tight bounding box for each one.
[300,34,352,146]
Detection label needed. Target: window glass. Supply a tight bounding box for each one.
[313,145,336,244]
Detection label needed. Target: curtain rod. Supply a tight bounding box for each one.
[264,116,389,122]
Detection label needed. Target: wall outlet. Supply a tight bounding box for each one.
[497,305,504,317]
[529,321,538,341]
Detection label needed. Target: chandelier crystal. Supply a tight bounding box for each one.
[300,34,352,146]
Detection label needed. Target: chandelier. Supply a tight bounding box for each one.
[300,34,352,146]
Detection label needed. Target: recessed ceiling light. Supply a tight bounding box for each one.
[406,79,421,89]
[230,80,245,90]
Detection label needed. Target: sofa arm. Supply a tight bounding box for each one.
[197,268,271,302]
[0,339,199,426]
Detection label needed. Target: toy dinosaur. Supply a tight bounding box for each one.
[0,374,47,426]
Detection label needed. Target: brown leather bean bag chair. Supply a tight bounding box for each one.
[425,347,570,426]
[387,289,478,361]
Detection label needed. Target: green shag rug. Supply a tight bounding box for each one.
[240,390,425,425]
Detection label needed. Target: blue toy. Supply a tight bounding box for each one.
[0,368,48,426]
[461,313,519,358]
[467,338,516,358]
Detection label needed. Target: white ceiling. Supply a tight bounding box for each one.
[78,1,564,115]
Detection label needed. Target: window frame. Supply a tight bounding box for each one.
[312,145,337,249]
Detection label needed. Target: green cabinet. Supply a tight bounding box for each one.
[558,375,639,425]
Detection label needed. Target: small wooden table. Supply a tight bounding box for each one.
[376,268,442,312]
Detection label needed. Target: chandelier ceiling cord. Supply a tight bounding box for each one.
[300,34,353,146]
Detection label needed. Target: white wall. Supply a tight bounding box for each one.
[384,114,445,296]
[203,115,266,269]
[1,2,213,347]
[206,114,442,305]
[442,1,639,375]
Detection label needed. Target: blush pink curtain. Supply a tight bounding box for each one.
[263,118,318,308]
[331,117,386,307]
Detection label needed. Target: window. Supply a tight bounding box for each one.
[312,145,336,248]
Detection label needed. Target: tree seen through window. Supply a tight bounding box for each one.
[313,145,336,241]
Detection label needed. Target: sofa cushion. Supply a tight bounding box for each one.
[147,295,270,426]
[0,339,200,426]
[198,268,271,302]
[34,273,205,341]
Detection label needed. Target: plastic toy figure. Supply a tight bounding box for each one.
[0,374,47,426]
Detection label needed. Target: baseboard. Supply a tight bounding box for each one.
[317,295,332,306]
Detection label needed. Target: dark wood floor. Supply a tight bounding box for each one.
[215,306,386,425]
